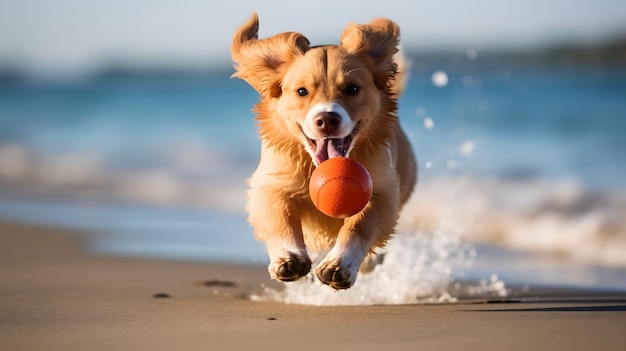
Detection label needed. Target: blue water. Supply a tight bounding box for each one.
[1,58,626,292]
[402,62,626,187]
[2,62,625,189]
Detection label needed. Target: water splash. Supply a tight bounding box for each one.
[251,200,482,305]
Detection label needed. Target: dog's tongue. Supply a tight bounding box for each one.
[314,138,344,165]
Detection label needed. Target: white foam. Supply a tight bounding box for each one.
[251,232,473,306]
[465,274,508,297]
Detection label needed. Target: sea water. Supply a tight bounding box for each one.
[1,58,625,304]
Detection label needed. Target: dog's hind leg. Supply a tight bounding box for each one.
[359,252,385,273]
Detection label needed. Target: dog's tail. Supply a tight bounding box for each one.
[390,46,411,100]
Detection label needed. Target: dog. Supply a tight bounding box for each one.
[231,11,417,290]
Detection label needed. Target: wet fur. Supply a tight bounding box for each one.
[231,12,417,289]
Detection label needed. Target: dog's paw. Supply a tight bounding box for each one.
[316,256,358,290]
[268,250,311,282]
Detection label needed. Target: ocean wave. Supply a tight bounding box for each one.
[1,142,625,270]
[0,142,249,213]
[400,175,626,268]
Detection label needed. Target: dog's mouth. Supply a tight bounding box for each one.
[298,123,359,165]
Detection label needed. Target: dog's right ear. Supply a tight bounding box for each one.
[231,11,310,98]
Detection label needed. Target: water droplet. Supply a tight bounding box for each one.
[460,140,476,156]
[462,76,474,88]
[423,117,435,130]
[431,70,448,87]
[467,48,478,60]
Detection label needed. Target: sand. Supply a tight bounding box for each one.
[1,221,625,351]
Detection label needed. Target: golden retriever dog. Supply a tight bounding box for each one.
[231,11,417,289]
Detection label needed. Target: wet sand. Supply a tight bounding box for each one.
[1,222,625,351]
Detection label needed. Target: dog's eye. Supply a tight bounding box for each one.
[297,87,308,96]
[345,84,359,95]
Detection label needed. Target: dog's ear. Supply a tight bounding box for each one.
[231,11,310,98]
[340,18,400,90]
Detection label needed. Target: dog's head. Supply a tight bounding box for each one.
[232,12,400,165]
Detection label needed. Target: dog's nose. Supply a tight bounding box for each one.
[314,112,342,136]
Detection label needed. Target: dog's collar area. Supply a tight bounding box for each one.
[298,123,358,165]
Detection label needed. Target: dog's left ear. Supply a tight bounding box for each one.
[340,18,400,90]
[231,11,310,98]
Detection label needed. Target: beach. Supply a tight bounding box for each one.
[1,221,625,351]
[2,3,626,350]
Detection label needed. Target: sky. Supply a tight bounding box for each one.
[0,0,625,77]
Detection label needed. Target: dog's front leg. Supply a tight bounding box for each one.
[264,213,311,282]
[247,186,311,282]
[316,184,399,289]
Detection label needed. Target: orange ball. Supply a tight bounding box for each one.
[309,157,373,218]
